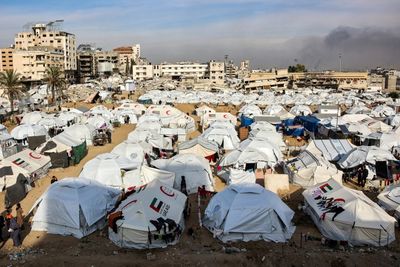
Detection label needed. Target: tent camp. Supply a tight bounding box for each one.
[152,153,214,194]
[303,179,396,246]
[31,178,121,238]
[11,124,47,141]
[4,149,51,180]
[286,151,343,188]
[60,124,96,146]
[201,121,240,150]
[108,180,187,249]
[203,183,295,243]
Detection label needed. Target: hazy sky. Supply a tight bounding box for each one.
[1,0,399,70]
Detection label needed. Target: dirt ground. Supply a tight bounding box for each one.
[0,101,399,267]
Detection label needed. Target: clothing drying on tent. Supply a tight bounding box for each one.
[303,179,396,246]
[203,183,295,243]
[108,180,187,249]
[30,178,121,238]
[152,153,215,194]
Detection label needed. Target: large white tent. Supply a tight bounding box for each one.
[303,179,396,246]
[178,137,219,158]
[152,153,214,194]
[203,183,295,243]
[108,180,187,249]
[337,146,397,169]
[201,121,240,150]
[31,178,121,238]
[377,184,400,220]
[11,124,48,140]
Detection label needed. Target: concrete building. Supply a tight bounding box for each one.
[367,74,385,91]
[13,46,64,80]
[208,61,225,85]
[132,64,154,81]
[243,69,289,90]
[76,44,97,82]
[290,71,368,90]
[385,71,397,91]
[132,44,140,62]
[14,21,76,79]
[240,60,250,71]
[95,51,119,75]
[0,47,14,72]
[113,46,134,75]
[159,62,208,80]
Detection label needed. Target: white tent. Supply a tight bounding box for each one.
[238,104,262,119]
[79,153,137,188]
[201,121,240,150]
[31,178,120,238]
[113,109,138,124]
[108,179,187,249]
[60,124,96,146]
[123,165,175,191]
[363,132,400,151]
[203,183,295,243]
[377,184,400,220]
[371,105,395,117]
[4,149,51,179]
[86,115,112,129]
[0,162,29,192]
[225,168,256,185]
[303,179,396,246]
[263,105,294,120]
[290,105,312,116]
[219,138,283,168]
[152,153,214,194]
[37,116,66,130]
[286,151,343,188]
[337,146,396,169]
[20,111,45,124]
[178,137,219,158]
[11,124,48,140]
[111,141,145,169]
[306,139,353,162]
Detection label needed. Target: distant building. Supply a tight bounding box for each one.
[13,46,64,80]
[95,51,119,75]
[132,64,154,81]
[0,47,14,72]
[208,61,225,85]
[76,44,97,82]
[14,21,76,79]
[240,60,250,71]
[385,71,397,92]
[243,69,289,90]
[367,73,385,91]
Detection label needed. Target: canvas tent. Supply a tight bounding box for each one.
[4,149,51,180]
[286,151,343,188]
[11,124,47,141]
[337,146,396,169]
[108,180,187,249]
[303,179,396,246]
[306,139,353,162]
[203,183,295,243]
[31,178,121,238]
[0,164,30,207]
[377,184,400,219]
[152,153,215,194]
[178,137,219,159]
[123,165,175,191]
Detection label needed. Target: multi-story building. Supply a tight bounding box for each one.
[0,47,14,72]
[132,44,140,62]
[13,46,64,80]
[385,71,397,91]
[243,69,289,90]
[158,62,208,80]
[95,50,119,75]
[14,21,76,79]
[367,73,385,91]
[208,61,225,85]
[113,46,134,75]
[132,64,154,81]
[76,44,97,82]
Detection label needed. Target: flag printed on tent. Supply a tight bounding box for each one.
[149,197,171,216]
[310,181,345,221]
[12,158,29,169]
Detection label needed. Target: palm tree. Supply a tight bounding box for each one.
[0,69,23,114]
[44,66,65,105]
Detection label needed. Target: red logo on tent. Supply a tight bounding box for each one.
[121,199,137,210]
[166,110,171,115]
[160,186,175,197]
[29,152,41,159]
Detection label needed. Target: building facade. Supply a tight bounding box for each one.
[208,61,225,85]
[95,51,119,75]
[0,47,14,72]
[14,22,76,78]
[13,47,64,80]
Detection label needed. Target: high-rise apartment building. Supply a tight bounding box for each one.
[0,47,14,72]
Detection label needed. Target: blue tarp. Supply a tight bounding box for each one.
[295,116,320,134]
[240,115,254,127]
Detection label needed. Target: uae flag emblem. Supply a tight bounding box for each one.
[13,158,25,166]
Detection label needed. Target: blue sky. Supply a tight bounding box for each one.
[1,0,399,69]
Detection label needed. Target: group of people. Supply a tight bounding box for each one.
[0,203,24,247]
[356,166,369,187]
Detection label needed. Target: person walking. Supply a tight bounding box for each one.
[357,167,363,186]
[362,166,369,187]
[5,209,13,232]
[16,203,24,230]
[8,217,21,247]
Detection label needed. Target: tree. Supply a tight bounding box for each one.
[0,70,23,114]
[288,64,307,73]
[388,91,399,99]
[44,66,65,104]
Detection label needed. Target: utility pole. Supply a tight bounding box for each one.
[339,53,342,72]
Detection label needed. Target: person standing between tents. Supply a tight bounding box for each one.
[16,203,24,230]
[357,167,363,186]
[5,209,13,232]
[362,166,369,187]
[51,176,58,184]
[8,217,21,247]
[181,176,188,196]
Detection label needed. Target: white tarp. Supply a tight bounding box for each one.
[303,179,396,246]
[31,178,120,238]
[178,137,219,158]
[337,146,396,169]
[108,179,187,249]
[306,139,353,161]
[203,183,295,243]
